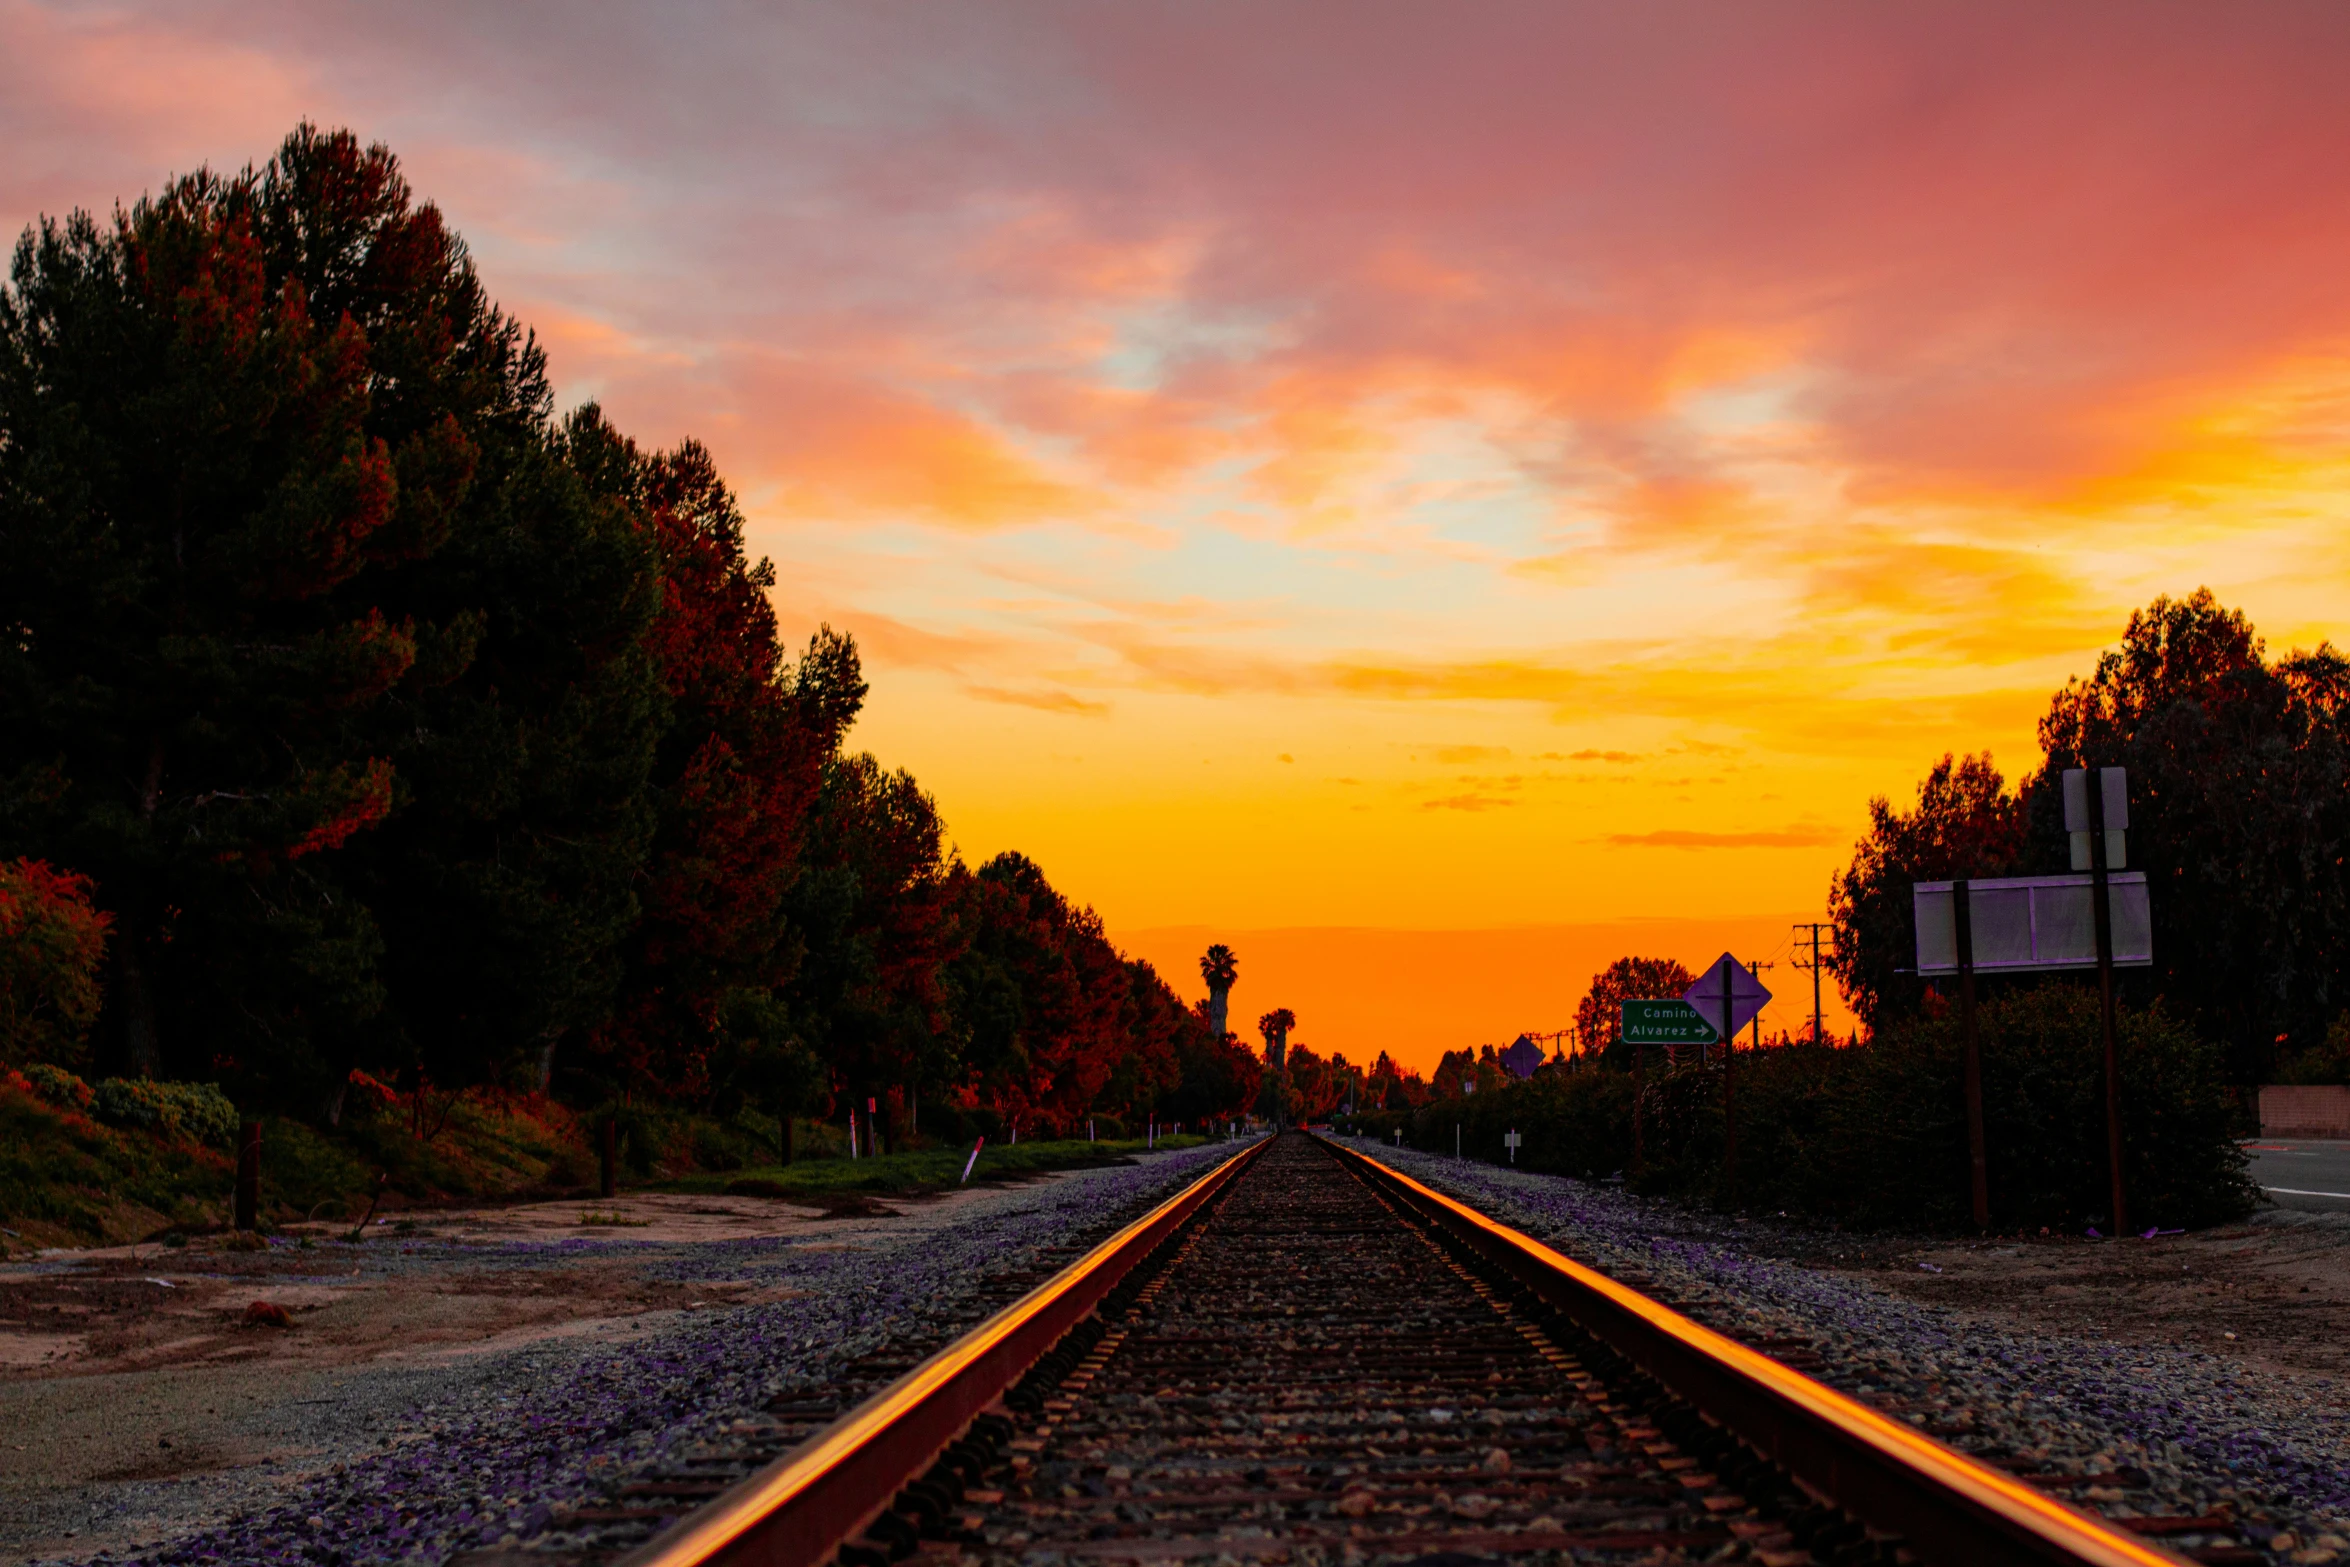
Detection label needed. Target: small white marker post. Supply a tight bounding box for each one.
[1505,1130,1522,1166]
[960,1136,986,1185]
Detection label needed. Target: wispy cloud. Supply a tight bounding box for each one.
[1605,826,1846,849]
[1423,793,1517,813]
[963,685,1110,717]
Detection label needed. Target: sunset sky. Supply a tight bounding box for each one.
[10,1,2350,1069]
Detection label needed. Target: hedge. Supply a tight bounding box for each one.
[1375,983,2255,1231]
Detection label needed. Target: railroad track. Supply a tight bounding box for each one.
[546,1132,2236,1567]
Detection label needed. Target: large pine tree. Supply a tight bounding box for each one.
[0,127,666,1110]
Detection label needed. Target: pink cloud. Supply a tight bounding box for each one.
[13,2,2350,595]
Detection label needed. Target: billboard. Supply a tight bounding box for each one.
[1913,873,2152,976]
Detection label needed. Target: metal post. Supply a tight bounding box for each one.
[599,1117,617,1199]
[234,1120,261,1231]
[2089,775,2128,1235]
[1954,880,1990,1228]
[1631,1032,1646,1179]
[1718,959,1738,1205]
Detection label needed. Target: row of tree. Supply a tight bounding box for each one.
[0,125,1261,1139]
[1386,587,2348,1094]
[1828,589,2350,1083]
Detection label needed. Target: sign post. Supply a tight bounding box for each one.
[2075,767,2130,1235]
[1912,766,2141,1233]
[1621,1001,1721,1180]
[1682,956,1771,1205]
[1954,881,1990,1228]
[1504,1129,1522,1165]
[1633,1035,1644,1178]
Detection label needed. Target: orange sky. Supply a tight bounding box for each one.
[7,2,2350,1071]
[1119,922,1859,1072]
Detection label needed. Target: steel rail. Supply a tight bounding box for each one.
[1322,1135,2188,1567]
[615,1136,1271,1567]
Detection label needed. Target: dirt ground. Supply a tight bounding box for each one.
[1744,1206,2350,1387]
[0,1190,897,1379]
[0,1184,1016,1560]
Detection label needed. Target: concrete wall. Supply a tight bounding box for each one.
[2260,1084,2350,1138]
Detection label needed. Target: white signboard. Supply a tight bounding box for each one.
[1913,873,2152,976]
[2062,767,2129,870]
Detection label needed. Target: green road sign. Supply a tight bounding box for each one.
[1621,999,1719,1045]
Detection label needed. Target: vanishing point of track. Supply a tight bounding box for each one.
[565,1133,2214,1567]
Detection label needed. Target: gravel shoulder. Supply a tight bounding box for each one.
[6,1142,1248,1566]
[1355,1139,2350,1563]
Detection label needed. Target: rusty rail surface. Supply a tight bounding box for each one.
[1324,1136,2185,1567]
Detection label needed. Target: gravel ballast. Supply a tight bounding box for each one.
[1355,1139,2350,1563]
[33,1141,1246,1567]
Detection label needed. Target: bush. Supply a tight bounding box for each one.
[2272,1013,2350,1085]
[0,1073,234,1239]
[0,860,110,1069]
[20,1062,93,1111]
[1400,1068,1636,1181]
[915,1100,979,1145]
[1408,982,2256,1232]
[91,1079,241,1147]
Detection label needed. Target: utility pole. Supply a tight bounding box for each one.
[1745,959,1775,1050]
[1791,922,1829,1043]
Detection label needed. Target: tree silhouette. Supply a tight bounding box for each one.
[1257,1007,1295,1064]
[1574,957,1700,1067]
[1199,944,1238,1040]
[1255,1006,1296,1126]
[2032,589,2350,1080]
[1825,753,2026,1032]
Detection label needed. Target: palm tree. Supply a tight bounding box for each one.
[1200,944,1239,1040]
[1256,1006,1297,1127]
[1257,1008,1295,1066]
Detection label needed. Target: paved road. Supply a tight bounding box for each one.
[2243,1139,2350,1211]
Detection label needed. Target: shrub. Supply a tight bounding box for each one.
[20,1062,94,1111]
[2272,1013,2350,1085]
[690,1121,745,1172]
[1408,982,2255,1232]
[0,859,110,1069]
[917,1100,979,1145]
[91,1078,241,1147]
